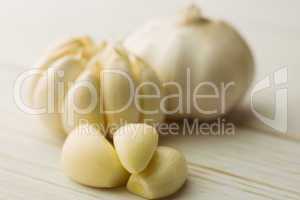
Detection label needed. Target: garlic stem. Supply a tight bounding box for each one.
[178,4,204,24]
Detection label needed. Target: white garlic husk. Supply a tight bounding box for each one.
[124,5,255,120]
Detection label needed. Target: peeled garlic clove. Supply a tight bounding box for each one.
[124,5,254,120]
[98,45,140,134]
[32,56,85,132]
[114,123,158,173]
[127,146,187,199]
[127,54,165,126]
[62,51,106,133]
[61,124,129,188]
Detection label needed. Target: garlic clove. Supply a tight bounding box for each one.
[32,56,85,133]
[28,36,97,134]
[114,123,159,174]
[127,146,188,199]
[62,57,105,134]
[62,124,129,188]
[28,36,95,105]
[97,44,140,135]
[127,54,165,126]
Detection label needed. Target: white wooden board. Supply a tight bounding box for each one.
[0,0,299,199]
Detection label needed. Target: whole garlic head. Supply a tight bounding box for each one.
[124,5,254,120]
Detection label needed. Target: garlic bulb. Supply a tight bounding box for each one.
[30,37,164,135]
[61,124,129,187]
[124,5,254,120]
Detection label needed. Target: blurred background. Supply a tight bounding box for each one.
[0,0,299,199]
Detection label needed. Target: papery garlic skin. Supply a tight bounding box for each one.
[124,5,254,120]
[61,124,129,188]
[127,146,187,199]
[114,123,159,174]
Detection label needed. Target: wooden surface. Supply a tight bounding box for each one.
[0,0,299,199]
